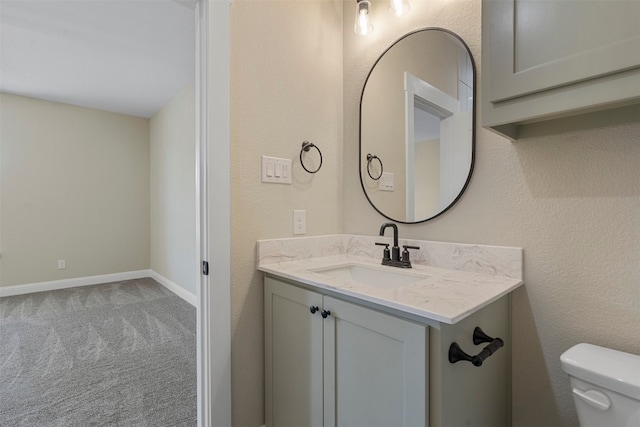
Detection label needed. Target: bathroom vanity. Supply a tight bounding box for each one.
[258,235,523,427]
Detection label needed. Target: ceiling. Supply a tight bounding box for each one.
[0,0,196,118]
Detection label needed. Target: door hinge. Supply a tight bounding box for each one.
[202,261,209,276]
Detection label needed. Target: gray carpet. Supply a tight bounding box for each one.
[0,278,196,426]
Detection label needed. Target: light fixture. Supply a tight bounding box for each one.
[388,0,410,17]
[354,0,373,36]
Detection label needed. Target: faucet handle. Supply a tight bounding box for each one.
[401,245,420,266]
[375,242,391,262]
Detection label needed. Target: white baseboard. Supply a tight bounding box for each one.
[0,270,198,307]
[148,270,197,307]
[0,270,149,298]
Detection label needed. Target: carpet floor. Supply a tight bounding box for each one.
[0,278,196,426]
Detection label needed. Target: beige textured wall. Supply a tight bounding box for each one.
[230,1,343,425]
[343,1,640,426]
[0,93,150,287]
[150,82,197,295]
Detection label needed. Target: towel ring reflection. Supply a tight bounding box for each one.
[300,141,322,174]
[366,154,383,180]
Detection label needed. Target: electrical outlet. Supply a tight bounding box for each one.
[293,210,306,235]
[57,260,66,270]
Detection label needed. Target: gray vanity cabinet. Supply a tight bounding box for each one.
[481,0,640,140]
[264,276,427,427]
[264,275,511,427]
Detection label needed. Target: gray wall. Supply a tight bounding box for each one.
[0,93,150,287]
[1,85,197,299]
[150,82,197,295]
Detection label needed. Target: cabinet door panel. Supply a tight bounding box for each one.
[487,0,640,103]
[323,297,427,427]
[265,277,324,427]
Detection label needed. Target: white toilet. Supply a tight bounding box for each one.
[560,343,640,427]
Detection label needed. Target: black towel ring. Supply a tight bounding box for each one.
[300,141,322,174]
[366,154,383,180]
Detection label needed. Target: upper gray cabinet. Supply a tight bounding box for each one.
[481,0,640,140]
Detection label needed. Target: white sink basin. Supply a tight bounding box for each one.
[311,263,427,289]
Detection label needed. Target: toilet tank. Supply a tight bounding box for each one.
[561,343,640,427]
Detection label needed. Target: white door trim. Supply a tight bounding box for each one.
[404,72,459,220]
[196,1,232,426]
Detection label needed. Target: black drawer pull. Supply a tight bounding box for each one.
[321,309,331,319]
[310,306,319,314]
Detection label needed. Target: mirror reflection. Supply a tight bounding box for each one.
[360,28,475,223]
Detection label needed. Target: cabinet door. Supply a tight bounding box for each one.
[486,0,640,102]
[322,296,428,427]
[265,277,324,427]
[482,0,640,139]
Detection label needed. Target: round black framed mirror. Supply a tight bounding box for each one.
[359,28,476,223]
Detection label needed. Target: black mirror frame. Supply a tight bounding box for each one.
[358,27,477,224]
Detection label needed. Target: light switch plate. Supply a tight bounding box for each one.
[262,156,292,184]
[379,172,395,191]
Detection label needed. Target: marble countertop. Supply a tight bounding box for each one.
[258,253,524,324]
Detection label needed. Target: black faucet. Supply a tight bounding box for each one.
[379,222,401,263]
[376,222,420,268]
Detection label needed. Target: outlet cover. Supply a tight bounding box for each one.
[57,260,66,270]
[293,210,306,235]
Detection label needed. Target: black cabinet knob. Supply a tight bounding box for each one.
[310,305,319,314]
[321,309,331,319]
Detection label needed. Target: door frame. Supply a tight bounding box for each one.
[195,0,232,426]
[404,71,458,221]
